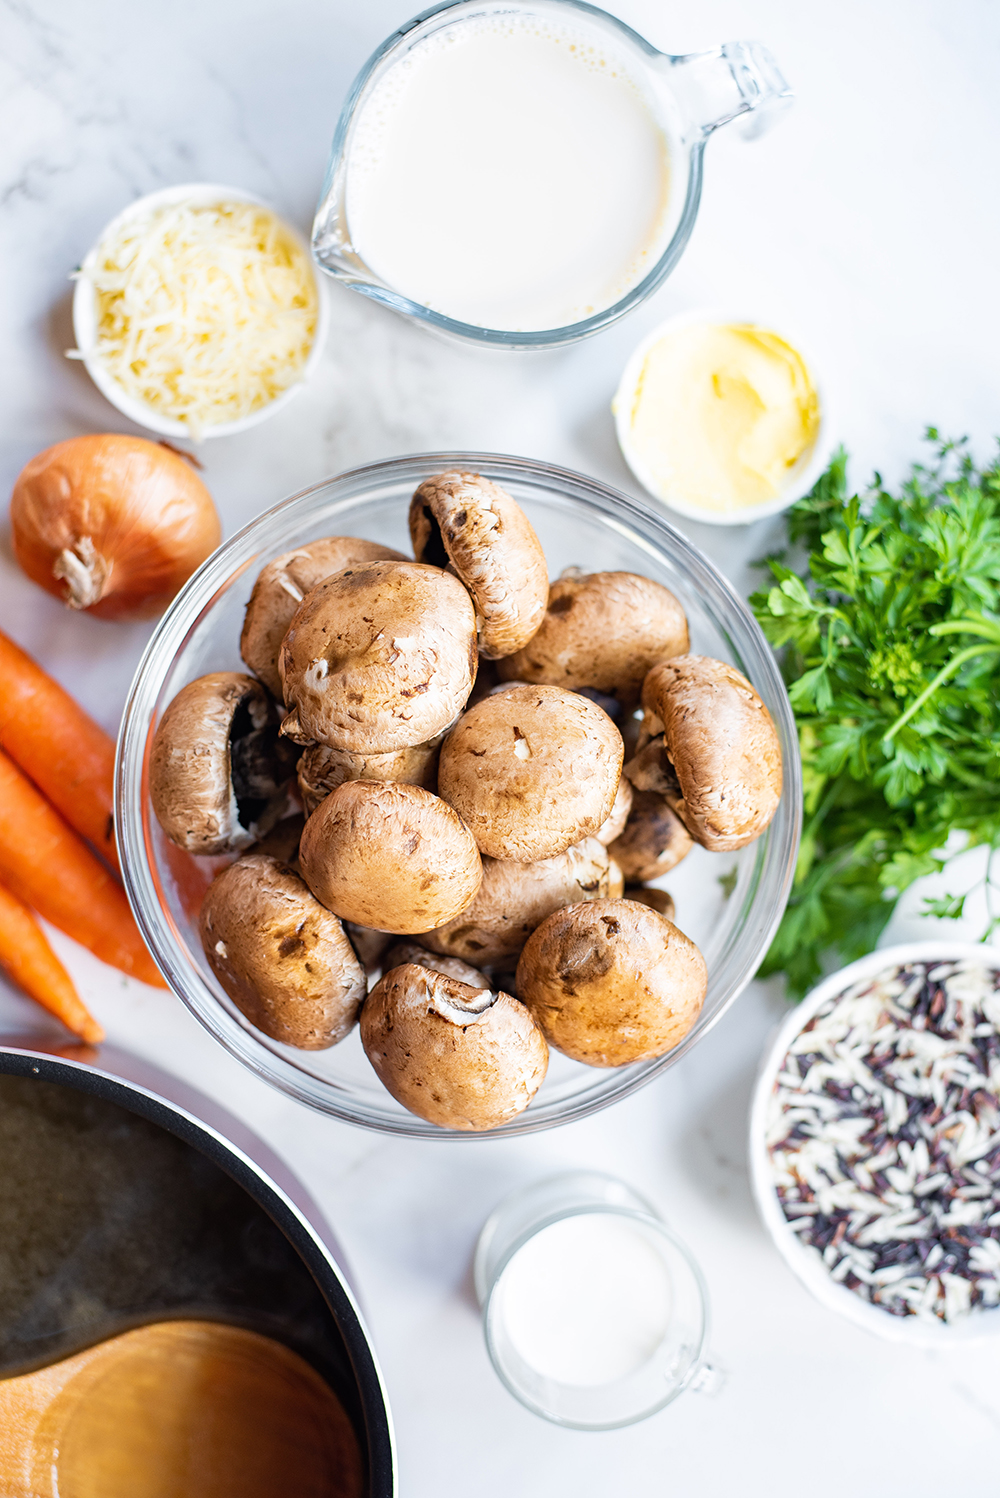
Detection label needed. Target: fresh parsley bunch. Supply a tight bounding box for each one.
[750,432,1000,996]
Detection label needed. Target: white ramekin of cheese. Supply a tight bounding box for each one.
[71,183,328,441]
[613,311,832,526]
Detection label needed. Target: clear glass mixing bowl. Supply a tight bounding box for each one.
[117,454,801,1137]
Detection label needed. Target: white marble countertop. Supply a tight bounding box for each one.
[3,1,1000,1491]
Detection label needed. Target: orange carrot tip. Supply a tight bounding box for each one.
[0,878,104,1043]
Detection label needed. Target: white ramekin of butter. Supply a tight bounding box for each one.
[613,310,833,525]
[71,183,328,441]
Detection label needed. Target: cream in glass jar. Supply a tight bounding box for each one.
[475,1172,716,1427]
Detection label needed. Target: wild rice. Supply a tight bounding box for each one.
[766,959,1000,1322]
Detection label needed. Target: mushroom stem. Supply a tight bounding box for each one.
[429,987,499,1026]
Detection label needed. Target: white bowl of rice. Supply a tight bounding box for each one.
[71,183,328,441]
[749,941,1000,1344]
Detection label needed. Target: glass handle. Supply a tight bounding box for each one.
[687,1360,725,1396]
[667,41,793,139]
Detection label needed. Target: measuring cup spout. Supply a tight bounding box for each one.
[667,41,793,140]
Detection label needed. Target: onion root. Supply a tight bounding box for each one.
[53,537,110,611]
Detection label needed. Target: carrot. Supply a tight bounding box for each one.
[0,879,104,1042]
[0,628,119,871]
[0,748,165,987]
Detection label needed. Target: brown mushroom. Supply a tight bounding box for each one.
[594,776,633,845]
[622,737,675,796]
[297,734,443,817]
[344,923,393,974]
[240,536,405,699]
[607,790,692,883]
[465,655,500,708]
[360,965,548,1130]
[409,472,548,658]
[150,672,299,855]
[485,968,520,997]
[248,812,306,866]
[624,886,676,922]
[498,571,689,710]
[620,708,643,763]
[438,685,623,861]
[298,781,482,934]
[417,836,618,965]
[200,853,366,1049]
[381,941,491,989]
[279,561,477,754]
[641,656,782,851]
[516,898,706,1067]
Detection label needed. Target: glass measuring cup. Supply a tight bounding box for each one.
[312,0,792,349]
[474,1172,720,1428]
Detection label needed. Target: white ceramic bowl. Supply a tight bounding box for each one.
[72,182,328,440]
[613,309,834,527]
[749,940,1000,1345]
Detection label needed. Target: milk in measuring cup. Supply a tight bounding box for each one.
[344,13,672,332]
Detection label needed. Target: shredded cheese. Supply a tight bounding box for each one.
[88,199,319,436]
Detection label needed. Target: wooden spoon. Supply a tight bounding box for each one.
[0,1319,364,1498]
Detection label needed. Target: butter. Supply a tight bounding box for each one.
[620,322,820,514]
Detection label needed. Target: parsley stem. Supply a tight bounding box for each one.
[930,615,1000,645]
[801,772,846,846]
[794,772,847,884]
[882,643,1000,743]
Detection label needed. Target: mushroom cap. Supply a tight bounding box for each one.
[200,853,366,1049]
[381,940,491,989]
[150,672,296,855]
[437,684,623,861]
[279,560,478,754]
[643,655,782,851]
[498,571,689,710]
[409,472,548,659]
[594,776,633,845]
[417,836,617,965]
[298,781,482,934]
[607,790,693,882]
[360,964,548,1130]
[516,898,706,1067]
[624,886,676,922]
[297,735,443,817]
[240,536,405,699]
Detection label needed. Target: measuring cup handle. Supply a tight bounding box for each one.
[667,41,793,139]
[688,1359,726,1396]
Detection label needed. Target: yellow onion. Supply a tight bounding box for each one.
[10,434,221,621]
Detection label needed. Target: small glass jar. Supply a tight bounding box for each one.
[474,1172,719,1428]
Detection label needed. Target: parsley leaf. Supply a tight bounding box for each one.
[751,432,1000,997]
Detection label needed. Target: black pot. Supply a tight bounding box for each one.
[0,1036,395,1496]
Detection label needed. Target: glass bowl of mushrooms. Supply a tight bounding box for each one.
[117,453,801,1138]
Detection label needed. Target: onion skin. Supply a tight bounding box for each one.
[10,434,222,621]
